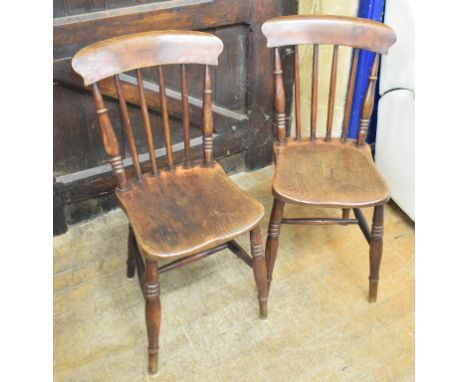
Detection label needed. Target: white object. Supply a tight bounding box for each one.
[379,0,415,94]
[374,0,415,220]
[375,90,415,220]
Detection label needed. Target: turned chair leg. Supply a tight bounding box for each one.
[368,204,384,303]
[145,260,161,375]
[265,198,285,294]
[342,208,351,219]
[127,225,136,279]
[250,225,268,319]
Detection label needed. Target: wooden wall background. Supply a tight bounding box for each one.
[53,0,296,235]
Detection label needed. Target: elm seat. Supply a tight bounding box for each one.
[117,162,265,260]
[272,139,390,208]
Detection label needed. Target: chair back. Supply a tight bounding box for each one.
[261,15,396,144]
[72,30,224,190]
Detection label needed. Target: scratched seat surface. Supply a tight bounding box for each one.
[117,162,264,260]
[272,139,390,208]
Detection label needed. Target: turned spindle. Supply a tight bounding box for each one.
[294,46,301,140]
[180,64,192,168]
[114,75,143,182]
[157,66,174,170]
[325,45,339,142]
[310,44,319,141]
[136,69,158,175]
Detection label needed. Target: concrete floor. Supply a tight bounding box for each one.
[54,165,414,381]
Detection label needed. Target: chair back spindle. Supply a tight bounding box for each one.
[157,66,174,169]
[341,49,358,143]
[136,69,158,175]
[180,64,192,168]
[358,54,380,146]
[274,48,286,144]
[310,44,319,140]
[72,31,223,189]
[325,45,339,142]
[114,75,143,181]
[293,46,301,140]
[91,83,128,190]
[202,65,214,166]
[262,15,396,145]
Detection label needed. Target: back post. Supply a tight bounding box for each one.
[202,65,214,166]
[274,48,287,144]
[341,49,359,143]
[91,83,128,190]
[358,54,380,146]
[325,45,339,142]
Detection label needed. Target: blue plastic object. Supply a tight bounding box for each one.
[347,0,385,142]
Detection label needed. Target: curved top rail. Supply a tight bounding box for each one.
[72,30,224,85]
[262,15,396,54]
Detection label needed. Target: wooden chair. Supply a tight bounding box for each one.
[71,30,268,375]
[261,16,397,303]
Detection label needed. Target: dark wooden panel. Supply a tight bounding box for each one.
[53,85,124,175]
[54,0,249,59]
[53,178,68,235]
[106,0,163,10]
[54,0,68,17]
[64,193,118,225]
[65,0,106,15]
[214,25,248,112]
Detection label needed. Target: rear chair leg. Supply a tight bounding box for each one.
[127,225,136,278]
[250,225,268,319]
[369,205,384,302]
[145,260,161,375]
[265,199,285,294]
[342,208,351,219]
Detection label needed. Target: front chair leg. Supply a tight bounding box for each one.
[127,225,136,278]
[368,205,384,302]
[250,225,268,319]
[145,260,161,375]
[265,198,285,294]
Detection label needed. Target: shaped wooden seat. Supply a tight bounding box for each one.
[72,30,268,375]
[118,162,264,260]
[272,139,390,208]
[262,15,397,303]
